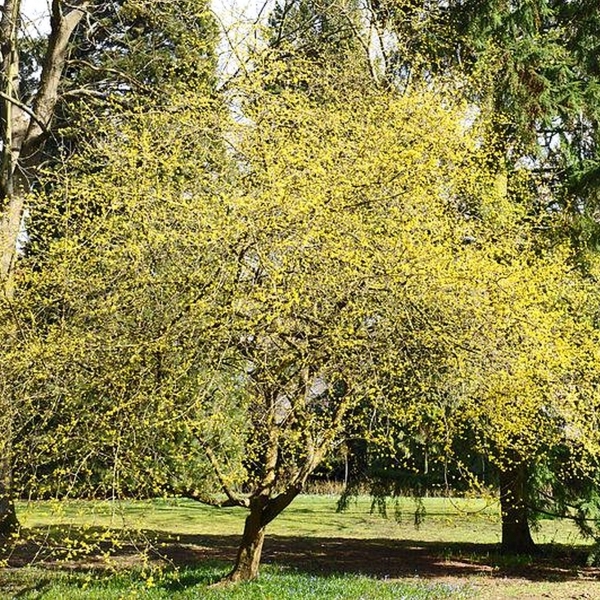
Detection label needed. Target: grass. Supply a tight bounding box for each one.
[0,495,597,599]
[0,563,471,599]
[16,494,589,545]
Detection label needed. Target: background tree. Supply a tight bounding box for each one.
[356,0,600,553]
[367,0,600,242]
[360,208,600,554]
[0,0,217,537]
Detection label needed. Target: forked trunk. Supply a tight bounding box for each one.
[225,486,301,583]
[499,461,535,554]
[227,504,266,582]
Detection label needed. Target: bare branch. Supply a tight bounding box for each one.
[66,59,157,96]
[200,440,250,508]
[0,91,48,133]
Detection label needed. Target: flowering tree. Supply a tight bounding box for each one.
[9,60,520,578]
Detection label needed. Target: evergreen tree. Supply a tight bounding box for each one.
[371,0,600,219]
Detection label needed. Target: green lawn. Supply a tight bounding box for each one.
[17,494,588,545]
[0,495,596,599]
[0,564,470,600]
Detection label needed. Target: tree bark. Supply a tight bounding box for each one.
[0,370,17,538]
[227,502,267,583]
[1,0,90,287]
[0,192,24,292]
[0,0,22,537]
[226,486,301,582]
[0,0,89,536]
[499,461,536,554]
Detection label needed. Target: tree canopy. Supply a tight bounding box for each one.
[1,0,600,582]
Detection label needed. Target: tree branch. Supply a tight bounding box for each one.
[0,91,47,134]
[200,440,250,508]
[261,485,301,527]
[66,59,156,96]
[177,487,246,508]
[24,0,91,150]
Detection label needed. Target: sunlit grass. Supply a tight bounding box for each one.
[17,494,589,546]
[2,495,593,599]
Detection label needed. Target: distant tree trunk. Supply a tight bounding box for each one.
[0,380,17,537]
[0,453,17,538]
[499,461,535,554]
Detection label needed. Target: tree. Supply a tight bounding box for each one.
[360,0,600,552]
[9,55,515,579]
[368,0,600,237]
[0,0,217,537]
[365,206,600,553]
[454,240,600,553]
[8,5,600,572]
[0,0,93,537]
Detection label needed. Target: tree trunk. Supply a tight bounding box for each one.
[0,192,24,293]
[0,174,24,541]
[0,456,17,538]
[499,461,535,554]
[0,0,89,540]
[0,396,17,538]
[225,486,301,583]
[227,502,267,583]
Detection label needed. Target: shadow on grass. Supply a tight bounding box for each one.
[2,527,598,585]
[158,561,228,591]
[161,533,598,582]
[11,578,53,598]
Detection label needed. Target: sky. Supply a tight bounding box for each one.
[21,0,50,34]
[21,0,272,32]
[20,0,274,75]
